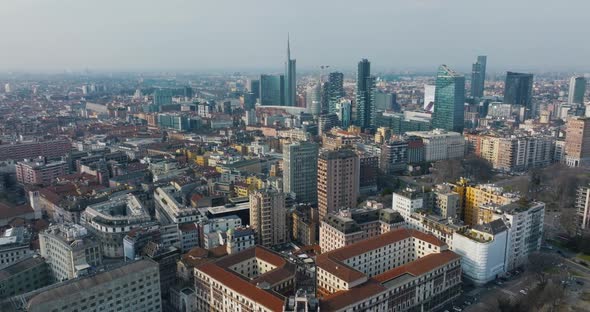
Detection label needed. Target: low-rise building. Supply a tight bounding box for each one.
[0,227,34,268]
[0,256,50,299]
[16,158,68,186]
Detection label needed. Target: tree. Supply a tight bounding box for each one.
[462,155,493,182]
[527,252,560,284]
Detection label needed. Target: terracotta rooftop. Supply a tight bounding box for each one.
[325,228,445,262]
[373,250,461,283]
[320,279,386,311]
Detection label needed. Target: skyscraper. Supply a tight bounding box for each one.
[432,65,465,133]
[259,74,284,105]
[355,59,375,130]
[284,35,297,106]
[306,83,321,116]
[471,56,487,98]
[317,148,360,220]
[327,72,344,113]
[374,91,398,112]
[249,189,287,247]
[565,117,590,167]
[336,100,352,129]
[568,76,587,104]
[283,140,319,204]
[504,71,534,117]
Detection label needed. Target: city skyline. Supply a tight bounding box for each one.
[1,0,589,72]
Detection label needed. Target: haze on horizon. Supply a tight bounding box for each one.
[0,0,588,73]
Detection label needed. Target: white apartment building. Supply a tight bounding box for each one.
[316,228,462,311]
[406,129,465,162]
[391,188,424,219]
[39,223,102,282]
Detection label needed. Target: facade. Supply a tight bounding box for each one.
[81,193,152,257]
[375,111,432,135]
[39,223,102,282]
[391,188,424,220]
[154,184,201,225]
[284,37,297,106]
[452,219,508,285]
[432,65,465,133]
[355,59,375,129]
[490,201,545,271]
[0,227,34,268]
[249,189,288,247]
[319,207,404,253]
[194,246,296,312]
[575,185,590,235]
[283,140,318,204]
[306,83,321,116]
[565,117,590,167]
[568,76,587,104]
[374,91,398,112]
[434,184,460,219]
[0,140,71,161]
[317,229,462,311]
[471,56,487,98]
[335,100,352,128]
[317,149,360,220]
[504,72,534,117]
[13,259,161,312]
[358,151,378,194]
[16,158,68,186]
[453,180,518,226]
[0,256,50,299]
[475,134,555,172]
[260,74,285,106]
[405,130,465,162]
[327,72,344,114]
[380,139,409,174]
[291,204,320,246]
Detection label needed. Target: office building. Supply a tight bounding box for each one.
[0,256,50,299]
[249,189,288,247]
[576,185,590,235]
[317,149,360,220]
[432,65,465,133]
[503,72,534,117]
[335,100,352,128]
[565,117,590,167]
[568,76,586,104]
[0,227,34,268]
[283,141,319,204]
[284,36,297,106]
[194,246,296,312]
[81,193,152,258]
[39,223,102,282]
[16,158,68,186]
[380,139,409,174]
[375,111,432,135]
[327,72,344,113]
[374,91,398,112]
[306,83,321,116]
[319,206,404,253]
[424,84,436,112]
[6,259,161,312]
[453,180,518,226]
[153,88,173,106]
[405,130,465,162]
[260,74,285,106]
[452,219,508,285]
[317,228,462,311]
[355,59,375,129]
[471,56,487,98]
[0,140,71,161]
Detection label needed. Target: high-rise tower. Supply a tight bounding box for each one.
[284,35,297,106]
[568,76,587,105]
[327,72,344,114]
[504,71,534,117]
[355,59,375,129]
[432,65,465,133]
[471,56,487,98]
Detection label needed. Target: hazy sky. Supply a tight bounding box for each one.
[1,0,588,73]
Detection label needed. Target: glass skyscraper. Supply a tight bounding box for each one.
[471,56,487,98]
[432,65,465,133]
[568,76,587,104]
[284,36,296,106]
[355,59,375,129]
[259,74,285,106]
[327,72,344,114]
[504,71,534,117]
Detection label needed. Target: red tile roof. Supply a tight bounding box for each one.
[320,279,386,311]
[373,250,461,283]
